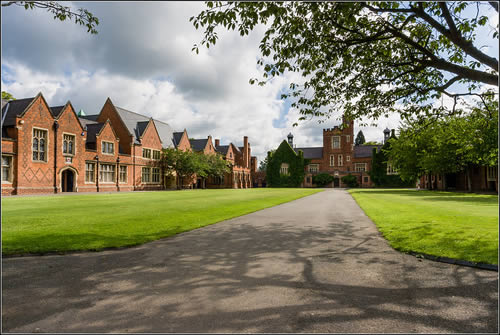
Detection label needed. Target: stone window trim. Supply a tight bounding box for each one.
[101,141,115,155]
[386,162,398,175]
[338,154,343,167]
[355,163,367,172]
[119,165,128,183]
[2,154,13,183]
[331,136,341,149]
[152,149,161,160]
[280,163,289,175]
[346,135,350,143]
[62,132,76,156]
[99,163,116,183]
[308,164,319,173]
[142,148,152,159]
[329,155,334,167]
[32,127,49,163]
[142,166,161,184]
[346,155,351,162]
[85,162,96,184]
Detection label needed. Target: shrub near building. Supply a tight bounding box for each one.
[266,140,306,187]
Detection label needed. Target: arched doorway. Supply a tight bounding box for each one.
[333,177,340,188]
[62,169,75,192]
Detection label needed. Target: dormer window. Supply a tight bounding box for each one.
[102,141,114,154]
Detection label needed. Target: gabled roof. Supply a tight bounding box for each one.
[354,145,382,158]
[113,106,174,148]
[79,117,98,128]
[190,138,208,152]
[1,97,35,127]
[172,132,184,147]
[50,105,65,118]
[85,123,105,143]
[216,145,230,155]
[294,147,323,159]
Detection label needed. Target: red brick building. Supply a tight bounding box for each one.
[289,116,382,188]
[1,93,257,195]
[213,136,254,189]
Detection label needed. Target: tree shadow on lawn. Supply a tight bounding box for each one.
[352,189,498,205]
[2,217,498,333]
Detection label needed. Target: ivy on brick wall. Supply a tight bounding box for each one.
[266,140,306,187]
[369,137,415,187]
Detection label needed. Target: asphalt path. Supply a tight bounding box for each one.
[2,189,498,333]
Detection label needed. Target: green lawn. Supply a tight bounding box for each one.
[349,189,499,265]
[2,188,322,255]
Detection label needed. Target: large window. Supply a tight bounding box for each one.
[2,155,12,182]
[152,150,161,160]
[63,134,75,155]
[331,136,340,149]
[152,167,160,183]
[338,154,343,167]
[142,148,151,159]
[119,166,127,183]
[33,128,48,162]
[355,163,367,172]
[386,162,398,175]
[308,164,319,173]
[99,164,115,182]
[280,163,289,175]
[102,141,114,154]
[330,155,334,167]
[85,162,95,183]
[142,167,151,183]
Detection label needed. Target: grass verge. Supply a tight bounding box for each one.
[348,189,498,265]
[2,188,322,255]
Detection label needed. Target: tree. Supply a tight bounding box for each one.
[192,2,498,125]
[312,173,334,187]
[341,174,359,188]
[388,95,498,191]
[363,141,381,146]
[258,156,268,171]
[202,153,231,179]
[161,148,202,189]
[1,91,15,100]
[355,130,366,146]
[1,1,99,34]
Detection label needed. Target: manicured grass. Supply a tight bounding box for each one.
[2,188,322,255]
[349,189,498,265]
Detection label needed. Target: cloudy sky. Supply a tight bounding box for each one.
[1,2,498,162]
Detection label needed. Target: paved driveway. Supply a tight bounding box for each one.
[2,189,498,333]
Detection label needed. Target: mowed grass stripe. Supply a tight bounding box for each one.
[2,188,322,255]
[349,189,498,265]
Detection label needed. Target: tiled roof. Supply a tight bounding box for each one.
[78,117,98,128]
[294,147,323,159]
[79,114,100,122]
[190,138,208,152]
[172,132,184,147]
[114,106,174,148]
[50,105,65,118]
[1,97,34,127]
[85,123,105,143]
[216,145,230,155]
[353,145,382,158]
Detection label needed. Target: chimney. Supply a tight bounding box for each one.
[243,136,249,168]
[215,139,220,147]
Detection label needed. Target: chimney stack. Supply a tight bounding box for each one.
[215,139,220,147]
[243,136,249,168]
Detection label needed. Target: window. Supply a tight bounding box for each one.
[330,155,334,167]
[152,150,161,160]
[331,136,340,149]
[386,163,398,175]
[33,128,48,161]
[346,135,350,143]
[152,167,160,183]
[99,164,115,182]
[102,141,114,154]
[2,155,12,182]
[143,148,151,159]
[280,163,289,175]
[346,155,350,162]
[308,164,319,173]
[142,167,151,183]
[355,163,367,172]
[119,166,127,183]
[85,162,95,183]
[338,155,343,167]
[229,152,233,159]
[63,134,75,155]
[487,166,498,181]
[364,176,369,183]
